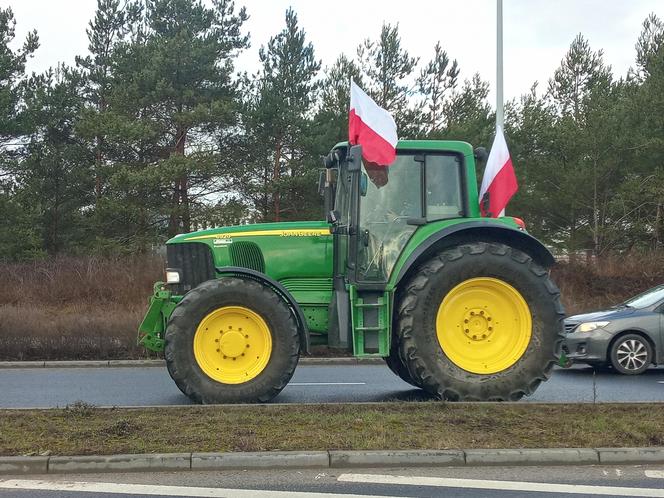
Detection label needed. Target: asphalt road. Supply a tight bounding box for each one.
[2,464,664,497]
[1,363,664,408]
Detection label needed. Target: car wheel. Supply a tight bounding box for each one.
[609,334,653,375]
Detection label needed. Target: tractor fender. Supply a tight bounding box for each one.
[394,221,555,287]
[215,266,310,354]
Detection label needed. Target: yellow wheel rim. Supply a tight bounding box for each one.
[436,277,532,374]
[193,306,272,384]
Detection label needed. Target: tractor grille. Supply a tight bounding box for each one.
[229,241,265,273]
[167,242,216,295]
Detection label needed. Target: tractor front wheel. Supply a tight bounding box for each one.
[164,277,300,403]
[396,242,564,401]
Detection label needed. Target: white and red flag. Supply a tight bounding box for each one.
[348,79,398,166]
[479,127,518,217]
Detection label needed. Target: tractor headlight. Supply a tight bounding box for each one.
[577,321,610,333]
[165,269,181,284]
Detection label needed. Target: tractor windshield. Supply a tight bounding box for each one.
[357,155,421,281]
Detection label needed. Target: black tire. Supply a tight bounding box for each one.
[396,242,565,401]
[384,340,420,388]
[609,334,653,375]
[164,277,300,403]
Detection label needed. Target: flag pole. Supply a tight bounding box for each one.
[496,0,504,132]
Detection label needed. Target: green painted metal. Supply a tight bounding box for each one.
[138,139,528,357]
[387,216,520,291]
[349,286,392,357]
[173,220,334,283]
[138,282,171,352]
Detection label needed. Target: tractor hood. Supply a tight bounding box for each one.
[168,220,334,283]
[169,220,331,244]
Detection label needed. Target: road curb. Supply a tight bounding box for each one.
[0,357,383,369]
[329,450,465,468]
[192,451,329,470]
[597,447,664,464]
[464,448,599,466]
[48,453,190,473]
[2,447,663,476]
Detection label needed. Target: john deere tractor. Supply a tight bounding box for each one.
[139,140,564,403]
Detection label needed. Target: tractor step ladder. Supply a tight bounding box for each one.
[349,286,391,357]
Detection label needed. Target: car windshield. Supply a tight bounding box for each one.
[623,285,664,309]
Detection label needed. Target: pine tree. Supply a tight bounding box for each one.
[75,0,141,202]
[104,0,249,238]
[0,7,41,260]
[316,54,363,145]
[548,34,611,121]
[546,34,619,254]
[441,73,493,145]
[417,42,459,135]
[635,13,664,80]
[0,7,38,159]
[19,66,92,255]
[243,8,321,222]
[356,23,418,134]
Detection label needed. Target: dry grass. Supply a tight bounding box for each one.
[552,251,664,315]
[0,252,662,360]
[0,255,162,307]
[1,403,663,456]
[0,256,163,360]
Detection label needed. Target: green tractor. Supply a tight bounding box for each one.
[139,140,565,403]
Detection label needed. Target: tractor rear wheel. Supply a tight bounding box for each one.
[396,242,564,401]
[164,277,300,403]
[384,341,419,388]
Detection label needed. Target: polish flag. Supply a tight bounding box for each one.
[479,128,518,217]
[348,80,398,166]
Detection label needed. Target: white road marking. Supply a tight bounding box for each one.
[0,479,396,498]
[288,382,366,386]
[657,381,664,384]
[646,471,664,479]
[338,473,664,497]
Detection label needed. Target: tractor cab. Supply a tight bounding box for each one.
[323,141,475,285]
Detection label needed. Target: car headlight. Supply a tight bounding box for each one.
[576,321,610,333]
[165,269,181,284]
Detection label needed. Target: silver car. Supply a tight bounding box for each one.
[562,284,664,374]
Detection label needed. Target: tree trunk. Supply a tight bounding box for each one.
[273,141,282,222]
[169,127,189,236]
[95,139,103,201]
[593,159,599,255]
[94,97,106,203]
[656,203,662,249]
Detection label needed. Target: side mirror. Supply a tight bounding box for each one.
[474,147,488,163]
[317,170,326,196]
[328,210,341,225]
[360,173,368,197]
[347,145,362,172]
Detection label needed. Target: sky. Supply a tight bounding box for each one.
[6,0,664,105]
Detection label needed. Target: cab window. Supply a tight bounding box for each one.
[426,154,464,220]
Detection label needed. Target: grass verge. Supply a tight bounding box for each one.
[1,403,663,456]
